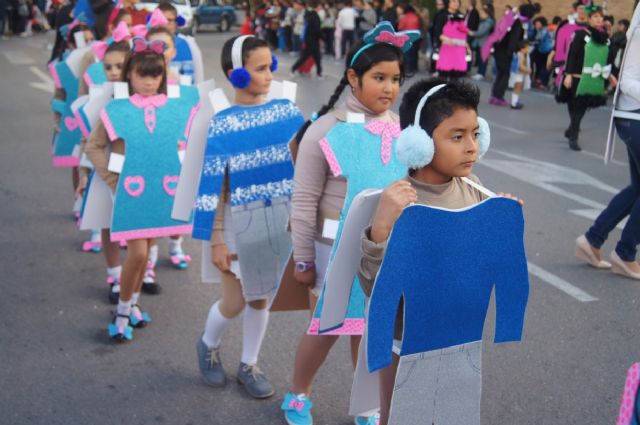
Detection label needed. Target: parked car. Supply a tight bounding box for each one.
[193,0,237,33]
[136,0,195,35]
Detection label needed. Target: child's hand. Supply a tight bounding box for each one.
[609,74,618,88]
[563,74,573,90]
[370,180,417,243]
[211,243,232,272]
[75,174,88,199]
[497,192,524,207]
[294,268,316,287]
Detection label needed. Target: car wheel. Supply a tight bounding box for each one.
[218,16,230,32]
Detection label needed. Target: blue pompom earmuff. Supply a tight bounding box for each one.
[229,67,252,89]
[270,54,278,72]
[229,35,252,89]
[395,84,491,168]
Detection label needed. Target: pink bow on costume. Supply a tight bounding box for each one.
[288,399,305,411]
[374,31,410,48]
[131,8,169,37]
[365,120,401,165]
[131,37,167,55]
[130,93,168,134]
[92,21,132,60]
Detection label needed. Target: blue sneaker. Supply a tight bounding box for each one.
[282,392,313,425]
[354,413,380,425]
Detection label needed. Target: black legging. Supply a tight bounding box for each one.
[567,101,587,136]
[491,50,511,100]
[292,43,322,76]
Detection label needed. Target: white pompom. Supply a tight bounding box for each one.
[395,125,434,169]
[477,117,491,158]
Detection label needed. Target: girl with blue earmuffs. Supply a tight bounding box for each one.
[358,78,523,425]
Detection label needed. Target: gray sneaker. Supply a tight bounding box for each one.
[196,337,226,387]
[236,362,275,399]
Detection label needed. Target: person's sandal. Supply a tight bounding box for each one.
[170,248,192,270]
[108,314,133,342]
[575,235,611,269]
[129,304,151,328]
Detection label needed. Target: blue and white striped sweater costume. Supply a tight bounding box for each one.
[192,98,305,240]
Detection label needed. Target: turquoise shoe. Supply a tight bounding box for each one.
[281,392,313,425]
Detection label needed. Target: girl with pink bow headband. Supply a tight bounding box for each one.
[279,21,418,425]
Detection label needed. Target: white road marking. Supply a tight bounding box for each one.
[569,208,628,230]
[486,120,530,135]
[29,66,54,93]
[527,262,599,302]
[3,50,35,65]
[579,149,627,167]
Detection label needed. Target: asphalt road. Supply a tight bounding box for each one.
[1,30,639,425]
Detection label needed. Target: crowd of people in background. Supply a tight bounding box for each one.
[244,0,630,94]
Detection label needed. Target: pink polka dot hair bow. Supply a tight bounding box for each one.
[364,21,421,53]
[131,37,167,55]
[92,21,132,60]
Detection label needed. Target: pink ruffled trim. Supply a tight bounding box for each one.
[306,318,364,335]
[83,72,93,88]
[110,224,193,242]
[49,62,62,89]
[77,111,90,138]
[100,109,118,141]
[617,363,640,425]
[319,137,342,177]
[184,102,201,139]
[52,155,81,167]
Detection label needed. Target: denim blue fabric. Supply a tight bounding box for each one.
[586,116,640,261]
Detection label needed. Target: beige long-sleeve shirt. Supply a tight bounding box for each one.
[358,173,488,339]
[291,92,399,262]
[84,118,123,192]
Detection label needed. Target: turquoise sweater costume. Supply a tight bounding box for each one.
[101,88,200,241]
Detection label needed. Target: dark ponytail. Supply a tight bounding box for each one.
[294,41,405,145]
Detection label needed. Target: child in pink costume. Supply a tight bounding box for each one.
[436,17,469,79]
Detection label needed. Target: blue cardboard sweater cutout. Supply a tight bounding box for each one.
[367,197,529,372]
[192,98,304,299]
[172,35,194,82]
[50,57,83,167]
[101,87,200,242]
[192,98,304,239]
[310,119,406,335]
[84,61,107,87]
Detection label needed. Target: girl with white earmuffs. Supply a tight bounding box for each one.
[358,77,524,425]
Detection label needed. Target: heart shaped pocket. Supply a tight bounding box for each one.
[124,176,145,197]
[163,175,179,196]
[64,116,79,132]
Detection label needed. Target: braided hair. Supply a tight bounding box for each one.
[294,41,405,144]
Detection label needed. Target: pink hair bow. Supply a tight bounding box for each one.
[92,21,131,60]
[131,37,167,55]
[131,9,169,37]
[148,8,170,28]
[374,31,410,48]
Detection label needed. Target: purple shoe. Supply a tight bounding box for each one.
[492,96,509,107]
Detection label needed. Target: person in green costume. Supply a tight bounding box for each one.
[557,3,618,151]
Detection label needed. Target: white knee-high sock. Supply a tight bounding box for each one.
[241,305,269,365]
[168,236,183,253]
[511,93,520,107]
[202,301,231,349]
[148,244,159,267]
